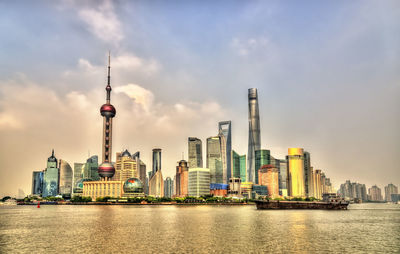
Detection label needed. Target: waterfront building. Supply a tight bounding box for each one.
[287,148,305,198]
[255,149,270,184]
[114,150,138,182]
[207,136,223,184]
[391,194,400,203]
[131,151,147,194]
[384,183,398,202]
[252,185,268,199]
[258,165,280,198]
[231,150,246,181]
[175,160,189,197]
[164,177,173,198]
[42,150,59,197]
[83,180,123,200]
[152,148,162,176]
[368,185,383,201]
[188,137,203,168]
[82,155,99,180]
[247,88,261,183]
[278,159,288,197]
[31,171,43,195]
[149,170,164,197]
[338,180,367,201]
[210,183,228,197]
[241,181,253,199]
[123,178,145,198]
[313,169,322,199]
[303,151,313,198]
[59,159,73,196]
[73,162,84,193]
[218,121,232,184]
[228,178,241,197]
[188,168,210,197]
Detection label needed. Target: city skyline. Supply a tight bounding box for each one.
[0,1,399,197]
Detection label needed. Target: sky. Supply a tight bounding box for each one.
[0,0,399,197]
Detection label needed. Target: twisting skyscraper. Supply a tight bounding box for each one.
[98,53,116,180]
[247,88,261,183]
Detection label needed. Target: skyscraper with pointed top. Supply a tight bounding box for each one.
[98,53,116,180]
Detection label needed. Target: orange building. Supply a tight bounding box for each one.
[175,160,188,197]
[258,164,280,198]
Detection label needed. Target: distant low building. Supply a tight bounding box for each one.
[384,183,398,202]
[210,183,228,197]
[188,168,210,197]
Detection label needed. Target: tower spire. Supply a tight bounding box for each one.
[106,51,111,103]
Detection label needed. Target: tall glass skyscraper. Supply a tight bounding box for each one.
[231,150,246,182]
[303,151,313,198]
[247,88,261,183]
[206,136,223,184]
[31,171,43,195]
[164,177,173,198]
[255,149,270,184]
[42,150,59,197]
[188,137,203,168]
[218,121,232,184]
[59,159,73,196]
[152,148,162,175]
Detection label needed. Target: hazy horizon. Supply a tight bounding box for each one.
[0,0,399,197]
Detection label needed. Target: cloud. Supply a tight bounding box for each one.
[77,0,123,44]
[231,37,269,56]
[114,84,154,113]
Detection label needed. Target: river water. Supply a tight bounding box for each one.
[0,203,399,253]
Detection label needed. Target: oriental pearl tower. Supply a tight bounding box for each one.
[98,53,116,180]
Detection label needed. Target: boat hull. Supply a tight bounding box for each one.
[255,200,349,210]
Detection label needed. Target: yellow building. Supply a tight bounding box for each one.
[287,148,306,198]
[149,170,164,197]
[113,150,138,182]
[83,179,124,200]
[313,169,322,199]
[241,181,253,199]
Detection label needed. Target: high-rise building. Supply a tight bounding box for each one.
[258,165,280,198]
[255,149,270,184]
[218,121,232,184]
[207,136,223,184]
[313,169,322,199]
[278,159,288,197]
[188,137,203,168]
[114,150,139,182]
[82,155,99,180]
[152,148,162,176]
[149,170,164,197]
[175,160,189,197]
[188,168,210,197]
[287,148,305,198]
[42,150,59,197]
[368,185,383,201]
[31,171,43,195]
[59,159,73,196]
[385,183,398,202]
[164,177,173,198]
[231,150,246,180]
[132,151,147,194]
[247,88,261,183]
[73,162,84,192]
[338,180,367,201]
[303,151,313,198]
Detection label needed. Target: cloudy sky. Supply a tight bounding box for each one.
[0,0,399,197]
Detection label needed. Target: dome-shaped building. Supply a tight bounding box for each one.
[123,178,145,197]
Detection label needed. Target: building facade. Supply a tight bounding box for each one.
[218,121,232,184]
[278,159,288,197]
[207,136,223,184]
[303,151,313,198]
[59,159,73,196]
[258,165,280,198]
[368,185,383,201]
[32,171,43,195]
[188,137,203,168]
[42,150,59,197]
[152,148,162,176]
[114,150,139,182]
[164,177,173,198]
[149,169,164,197]
[384,183,398,202]
[247,88,261,183]
[188,168,210,197]
[287,148,305,198]
[255,149,270,184]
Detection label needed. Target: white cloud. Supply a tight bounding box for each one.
[78,0,123,44]
[231,37,269,56]
[114,84,154,113]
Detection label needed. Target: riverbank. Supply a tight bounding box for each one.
[17,201,255,206]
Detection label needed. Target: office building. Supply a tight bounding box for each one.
[42,150,59,197]
[255,149,270,184]
[218,121,232,184]
[188,137,203,168]
[73,162,84,193]
[207,136,223,184]
[247,88,261,183]
[287,148,305,198]
[188,168,210,197]
[175,160,188,197]
[82,155,99,181]
[278,159,288,197]
[231,150,246,181]
[31,171,43,195]
[149,170,164,197]
[152,148,162,176]
[303,151,313,198]
[164,177,173,198]
[385,184,398,202]
[114,150,138,182]
[59,159,73,196]
[258,165,280,198]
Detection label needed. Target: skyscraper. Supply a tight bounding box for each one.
[73,162,84,192]
[114,150,139,182]
[258,165,280,198]
[255,149,270,184]
[303,151,313,198]
[287,148,305,198]
[218,121,232,184]
[42,150,59,197]
[98,53,116,180]
[278,159,288,197]
[384,183,398,202]
[152,148,162,176]
[31,171,43,195]
[188,168,210,197]
[368,185,383,201]
[164,177,173,198]
[231,150,246,179]
[188,137,203,168]
[83,155,99,180]
[207,136,223,184]
[59,159,73,196]
[175,160,189,197]
[247,88,261,183]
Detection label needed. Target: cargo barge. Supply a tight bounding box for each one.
[255,194,349,210]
